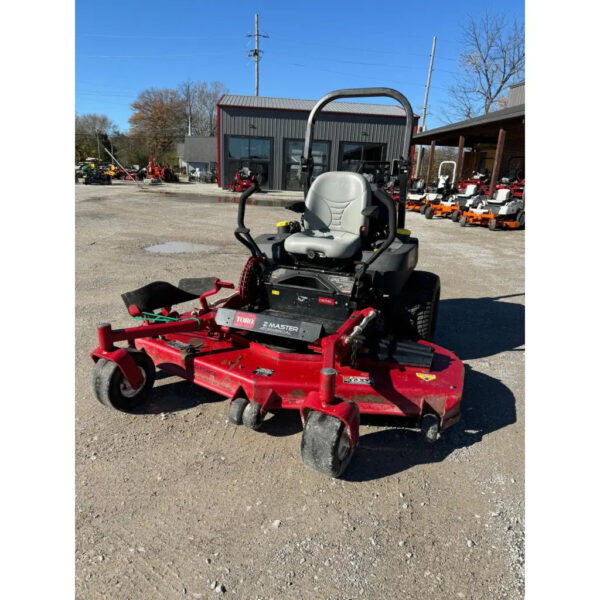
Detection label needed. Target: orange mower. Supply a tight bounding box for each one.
[459,187,525,231]
[420,161,457,219]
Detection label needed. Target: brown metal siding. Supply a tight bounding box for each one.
[219,106,408,190]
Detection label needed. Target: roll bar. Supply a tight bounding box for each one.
[301,87,415,195]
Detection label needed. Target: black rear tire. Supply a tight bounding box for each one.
[424,206,433,219]
[517,210,525,229]
[395,270,441,341]
[301,410,355,478]
[91,350,155,412]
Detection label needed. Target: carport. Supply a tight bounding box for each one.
[413,102,525,198]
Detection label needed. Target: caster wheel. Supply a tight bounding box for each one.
[91,350,155,412]
[419,204,427,214]
[228,397,249,425]
[459,215,468,227]
[451,210,460,222]
[421,413,441,443]
[301,410,355,478]
[489,219,498,231]
[242,401,264,430]
[424,207,433,219]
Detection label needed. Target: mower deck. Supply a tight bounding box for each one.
[460,209,522,230]
[132,315,462,428]
[91,301,463,431]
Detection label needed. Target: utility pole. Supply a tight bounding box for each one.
[415,36,436,179]
[185,82,192,136]
[247,14,268,96]
[96,129,101,161]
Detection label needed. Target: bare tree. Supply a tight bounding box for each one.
[179,81,228,137]
[445,13,524,121]
[75,114,118,161]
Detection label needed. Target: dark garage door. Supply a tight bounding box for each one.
[225,136,272,189]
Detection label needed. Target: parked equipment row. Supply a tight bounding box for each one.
[392,161,525,231]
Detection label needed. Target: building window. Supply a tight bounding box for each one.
[225,136,272,189]
[283,139,330,190]
[338,141,386,171]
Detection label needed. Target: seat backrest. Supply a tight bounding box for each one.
[304,172,370,235]
[493,188,512,203]
[464,184,477,196]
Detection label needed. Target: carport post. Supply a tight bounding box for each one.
[488,128,506,198]
[455,135,465,183]
[425,140,436,184]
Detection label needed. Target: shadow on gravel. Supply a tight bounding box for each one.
[342,365,517,482]
[260,409,304,437]
[435,293,524,360]
[133,378,222,414]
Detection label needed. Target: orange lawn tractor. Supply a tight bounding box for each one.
[459,186,525,230]
[420,161,457,218]
[146,156,178,183]
[404,178,427,212]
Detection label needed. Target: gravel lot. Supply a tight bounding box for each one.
[76,183,524,599]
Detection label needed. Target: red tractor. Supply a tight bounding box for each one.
[147,156,177,183]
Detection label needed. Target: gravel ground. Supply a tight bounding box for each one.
[76,183,524,600]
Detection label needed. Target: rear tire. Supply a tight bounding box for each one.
[301,410,354,478]
[517,210,525,229]
[91,350,155,412]
[395,270,441,341]
[424,206,433,219]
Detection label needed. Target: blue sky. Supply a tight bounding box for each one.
[76,0,524,131]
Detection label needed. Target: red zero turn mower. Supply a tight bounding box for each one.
[227,166,259,192]
[90,88,464,477]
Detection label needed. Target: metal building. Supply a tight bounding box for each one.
[216,95,414,191]
[176,136,217,174]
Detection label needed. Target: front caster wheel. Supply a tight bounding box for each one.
[242,401,264,430]
[228,397,249,425]
[419,204,428,214]
[459,215,468,227]
[91,350,155,412]
[301,411,355,478]
[424,206,433,219]
[451,210,461,222]
[421,413,441,443]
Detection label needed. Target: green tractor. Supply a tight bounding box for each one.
[81,162,112,185]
